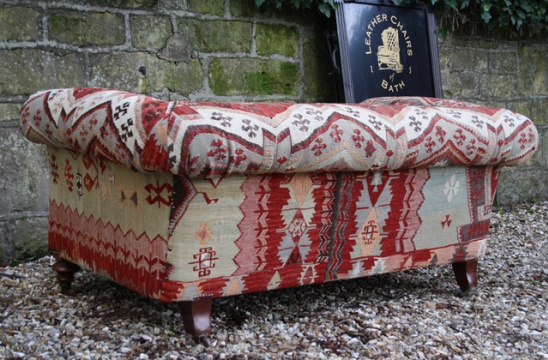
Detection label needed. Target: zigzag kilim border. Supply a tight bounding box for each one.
[49,201,169,297]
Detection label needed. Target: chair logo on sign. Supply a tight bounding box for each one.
[364,14,414,93]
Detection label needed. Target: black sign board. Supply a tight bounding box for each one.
[329,0,443,102]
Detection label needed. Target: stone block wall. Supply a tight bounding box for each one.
[438,36,548,204]
[0,0,546,262]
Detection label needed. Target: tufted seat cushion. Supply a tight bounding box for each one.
[20,88,538,177]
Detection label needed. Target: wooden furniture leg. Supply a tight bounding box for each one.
[178,296,213,346]
[52,258,80,295]
[452,259,478,292]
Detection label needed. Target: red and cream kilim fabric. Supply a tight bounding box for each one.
[20,88,538,302]
[20,88,537,176]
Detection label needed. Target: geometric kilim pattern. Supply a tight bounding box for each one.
[20,88,537,178]
[21,88,537,303]
[47,147,172,299]
[48,147,498,302]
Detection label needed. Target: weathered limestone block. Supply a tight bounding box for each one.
[0,221,13,263]
[230,0,273,18]
[0,128,49,214]
[90,52,203,95]
[489,51,518,74]
[13,217,49,260]
[187,0,225,16]
[534,126,547,168]
[87,0,158,9]
[0,49,86,95]
[518,45,548,96]
[209,58,298,96]
[255,23,299,57]
[530,100,548,126]
[158,34,194,62]
[451,48,489,71]
[481,73,517,99]
[0,104,23,123]
[49,11,125,46]
[131,15,172,50]
[497,167,548,204]
[302,28,329,101]
[446,72,481,98]
[0,6,41,42]
[500,123,547,201]
[177,18,253,53]
[157,0,186,10]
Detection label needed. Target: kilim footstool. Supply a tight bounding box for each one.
[19,88,538,343]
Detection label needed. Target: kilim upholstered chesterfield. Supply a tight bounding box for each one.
[19,88,538,344]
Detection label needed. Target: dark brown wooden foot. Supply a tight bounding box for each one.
[178,295,213,346]
[452,259,478,292]
[52,259,80,295]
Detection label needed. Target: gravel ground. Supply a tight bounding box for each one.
[1,201,547,359]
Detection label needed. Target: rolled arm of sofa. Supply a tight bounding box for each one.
[20,88,538,177]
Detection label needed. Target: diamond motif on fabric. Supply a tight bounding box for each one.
[75,172,83,197]
[356,208,381,257]
[443,174,460,202]
[360,220,379,243]
[120,189,138,207]
[288,211,307,239]
[279,210,313,266]
[195,222,212,246]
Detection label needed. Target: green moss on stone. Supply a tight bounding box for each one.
[158,0,186,10]
[302,28,329,101]
[177,19,252,53]
[13,217,49,260]
[519,46,548,96]
[481,73,517,98]
[452,48,488,71]
[187,0,225,16]
[256,24,299,57]
[530,99,548,125]
[90,52,203,95]
[230,0,273,18]
[50,11,125,46]
[508,101,532,120]
[447,72,481,98]
[489,51,517,74]
[209,58,298,96]
[89,0,157,8]
[130,15,172,50]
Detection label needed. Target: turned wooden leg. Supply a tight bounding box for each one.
[452,259,478,292]
[178,296,213,346]
[52,258,80,295]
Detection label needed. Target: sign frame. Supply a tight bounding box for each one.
[333,0,443,102]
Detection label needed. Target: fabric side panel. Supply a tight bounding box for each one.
[47,147,172,299]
